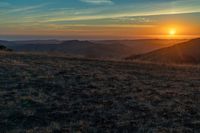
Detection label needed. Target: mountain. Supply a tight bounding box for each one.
[1,39,186,59]
[0,40,11,45]
[12,40,62,45]
[94,39,186,54]
[3,40,133,59]
[57,40,134,58]
[126,38,200,64]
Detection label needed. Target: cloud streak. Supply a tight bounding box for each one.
[80,0,114,5]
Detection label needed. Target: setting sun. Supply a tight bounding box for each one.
[169,28,177,36]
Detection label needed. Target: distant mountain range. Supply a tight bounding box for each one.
[126,38,200,64]
[0,39,185,59]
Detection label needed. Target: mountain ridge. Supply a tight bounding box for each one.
[126,38,200,64]
[0,39,186,59]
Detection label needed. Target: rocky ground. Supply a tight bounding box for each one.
[0,52,200,133]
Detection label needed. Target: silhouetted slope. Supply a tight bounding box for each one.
[0,44,12,51]
[127,38,200,64]
[95,39,186,54]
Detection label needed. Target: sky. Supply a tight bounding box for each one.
[0,0,200,40]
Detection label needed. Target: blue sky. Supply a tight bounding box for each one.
[0,0,200,40]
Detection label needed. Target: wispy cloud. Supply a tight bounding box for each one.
[80,0,114,5]
[0,3,50,18]
[41,10,200,23]
[9,3,49,13]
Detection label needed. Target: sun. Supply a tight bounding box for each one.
[169,28,176,35]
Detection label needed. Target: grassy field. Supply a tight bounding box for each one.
[0,52,200,132]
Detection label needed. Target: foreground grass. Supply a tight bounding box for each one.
[0,52,200,133]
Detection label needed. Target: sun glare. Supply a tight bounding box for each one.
[169,28,176,36]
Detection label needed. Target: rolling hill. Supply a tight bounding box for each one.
[94,39,186,54]
[126,38,200,64]
[1,39,186,59]
[3,40,133,59]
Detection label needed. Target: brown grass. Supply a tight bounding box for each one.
[0,52,200,132]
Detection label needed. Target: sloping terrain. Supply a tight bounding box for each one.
[95,39,186,54]
[0,52,200,132]
[127,38,200,64]
[1,39,186,59]
[0,44,12,51]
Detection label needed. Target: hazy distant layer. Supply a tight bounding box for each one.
[0,39,185,59]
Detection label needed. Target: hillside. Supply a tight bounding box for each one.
[95,39,186,54]
[1,39,186,59]
[126,38,200,64]
[0,44,12,51]
[0,51,200,132]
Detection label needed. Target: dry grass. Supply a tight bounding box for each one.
[0,52,200,133]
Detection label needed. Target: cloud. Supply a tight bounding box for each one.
[0,3,50,16]
[9,4,48,13]
[80,0,114,5]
